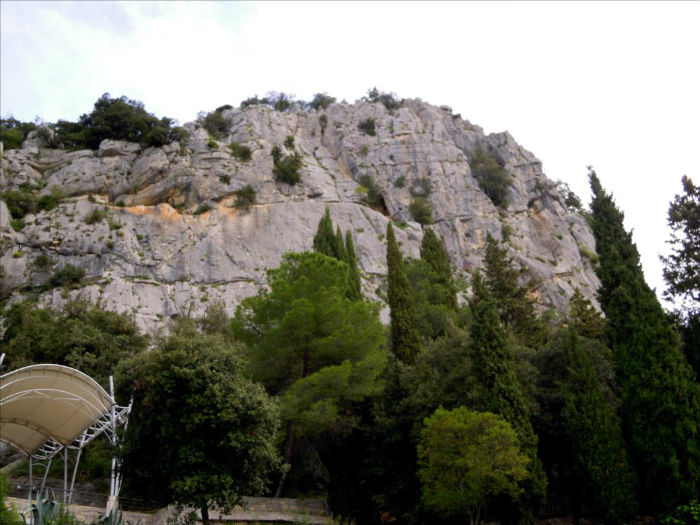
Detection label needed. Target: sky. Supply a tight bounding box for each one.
[2,1,699,303]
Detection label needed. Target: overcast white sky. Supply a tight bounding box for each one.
[2,1,699,302]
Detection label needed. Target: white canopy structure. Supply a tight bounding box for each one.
[0,362,131,514]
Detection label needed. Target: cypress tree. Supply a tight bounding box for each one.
[568,288,605,340]
[562,327,637,524]
[386,222,421,364]
[313,208,337,258]
[589,170,700,513]
[420,228,457,309]
[335,226,348,262]
[483,234,545,347]
[469,271,546,518]
[345,230,362,301]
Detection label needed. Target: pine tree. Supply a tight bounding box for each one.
[420,228,457,309]
[345,230,362,301]
[313,208,338,258]
[469,271,546,518]
[386,222,421,364]
[589,170,700,513]
[483,234,545,347]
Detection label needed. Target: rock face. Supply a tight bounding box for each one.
[0,98,599,332]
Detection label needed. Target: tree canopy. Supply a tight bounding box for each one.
[417,407,529,525]
[118,318,280,525]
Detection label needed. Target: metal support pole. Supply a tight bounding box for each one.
[28,456,33,524]
[68,448,82,504]
[63,448,68,504]
[40,458,52,493]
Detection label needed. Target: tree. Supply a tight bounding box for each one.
[661,176,700,379]
[568,288,605,339]
[312,208,338,258]
[561,327,637,524]
[0,300,147,388]
[469,272,546,518]
[589,169,700,514]
[420,228,457,310]
[417,407,529,525]
[118,318,280,525]
[345,230,363,301]
[232,251,385,495]
[482,234,545,347]
[470,148,510,207]
[661,175,700,313]
[387,222,422,363]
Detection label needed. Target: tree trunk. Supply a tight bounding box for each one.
[201,504,210,525]
[274,423,296,497]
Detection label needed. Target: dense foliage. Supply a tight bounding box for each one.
[589,170,700,514]
[117,317,280,525]
[470,148,511,207]
[1,94,187,151]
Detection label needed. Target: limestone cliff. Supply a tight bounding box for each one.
[0,98,599,332]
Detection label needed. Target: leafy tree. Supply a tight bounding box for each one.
[232,252,385,495]
[405,259,459,340]
[307,92,336,111]
[661,176,700,313]
[470,148,510,207]
[118,318,280,525]
[409,197,433,225]
[0,300,147,388]
[387,222,422,364]
[589,169,700,514]
[272,150,303,185]
[0,474,24,525]
[469,272,546,518]
[483,234,546,347]
[417,407,529,525]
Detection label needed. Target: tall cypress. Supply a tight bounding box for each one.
[469,271,546,518]
[589,170,700,513]
[420,228,457,309]
[313,208,338,258]
[335,226,348,262]
[386,222,421,364]
[345,230,362,301]
[562,327,637,524]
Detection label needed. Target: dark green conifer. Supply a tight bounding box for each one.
[589,170,700,513]
[482,234,545,347]
[335,226,347,262]
[345,230,362,301]
[469,271,546,517]
[420,228,457,309]
[562,327,637,524]
[313,208,337,258]
[386,222,421,364]
[568,288,605,339]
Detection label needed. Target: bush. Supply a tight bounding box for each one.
[84,208,107,225]
[194,203,213,215]
[2,190,36,218]
[46,264,86,289]
[0,117,37,150]
[411,177,432,197]
[271,144,282,165]
[207,138,219,150]
[319,114,328,133]
[240,95,270,109]
[394,175,406,188]
[358,118,376,136]
[470,148,510,207]
[358,174,382,207]
[284,135,295,149]
[229,142,252,161]
[363,87,403,111]
[202,109,229,139]
[233,184,256,210]
[273,152,303,185]
[410,197,433,225]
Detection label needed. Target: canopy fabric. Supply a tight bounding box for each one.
[0,364,115,457]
